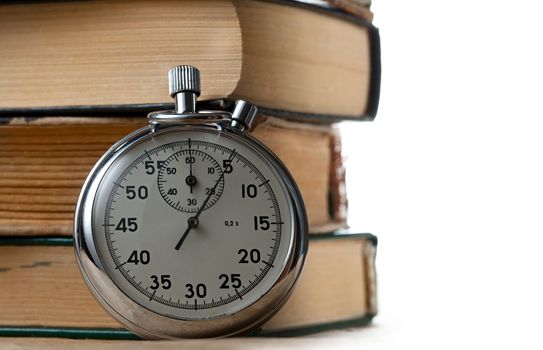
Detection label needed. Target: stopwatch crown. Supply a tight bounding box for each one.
[168,65,200,113]
[168,65,201,97]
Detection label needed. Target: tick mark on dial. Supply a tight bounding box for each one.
[235,289,243,300]
[144,150,152,160]
[262,261,275,268]
[115,261,128,270]
[258,179,270,187]
[149,290,156,301]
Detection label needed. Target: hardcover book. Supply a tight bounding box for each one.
[0,0,380,121]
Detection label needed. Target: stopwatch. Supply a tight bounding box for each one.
[74,66,308,339]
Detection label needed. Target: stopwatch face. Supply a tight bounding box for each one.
[84,125,303,322]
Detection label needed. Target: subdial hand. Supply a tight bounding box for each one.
[185,174,197,189]
[174,149,237,251]
[186,138,196,194]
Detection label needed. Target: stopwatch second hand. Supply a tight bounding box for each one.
[175,149,237,251]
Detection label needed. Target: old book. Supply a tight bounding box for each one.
[0,0,380,121]
[0,232,377,338]
[0,116,347,236]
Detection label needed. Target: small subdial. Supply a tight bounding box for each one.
[158,149,224,213]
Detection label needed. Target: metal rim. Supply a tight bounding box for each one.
[73,123,308,339]
[147,110,232,125]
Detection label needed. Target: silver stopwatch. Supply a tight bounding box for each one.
[74,66,308,339]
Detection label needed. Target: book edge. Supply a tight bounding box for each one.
[0,314,375,340]
[0,0,381,122]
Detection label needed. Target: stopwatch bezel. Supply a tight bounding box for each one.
[73,122,308,339]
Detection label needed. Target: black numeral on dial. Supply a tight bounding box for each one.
[185,283,207,298]
[238,248,261,263]
[205,187,215,196]
[126,185,148,200]
[150,274,171,290]
[219,273,242,289]
[145,160,165,175]
[223,159,233,174]
[253,215,270,230]
[127,250,150,265]
[241,184,257,198]
[115,218,138,232]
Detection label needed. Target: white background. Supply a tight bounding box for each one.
[341,0,543,348]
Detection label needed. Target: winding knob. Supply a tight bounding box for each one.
[168,65,201,97]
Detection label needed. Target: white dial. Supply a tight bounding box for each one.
[90,126,295,320]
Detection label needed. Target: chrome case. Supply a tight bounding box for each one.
[74,65,308,338]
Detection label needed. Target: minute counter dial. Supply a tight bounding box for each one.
[157,146,224,213]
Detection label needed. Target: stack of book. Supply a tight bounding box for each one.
[0,0,380,342]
